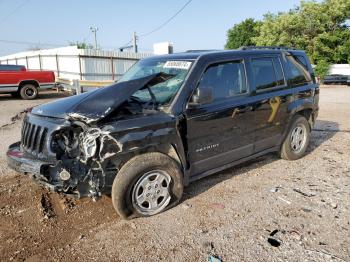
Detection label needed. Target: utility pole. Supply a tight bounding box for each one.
[90,26,99,49]
[133,31,138,53]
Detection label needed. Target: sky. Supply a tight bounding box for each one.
[0,0,303,56]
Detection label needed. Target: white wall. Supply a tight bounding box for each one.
[0,46,80,60]
[0,46,153,81]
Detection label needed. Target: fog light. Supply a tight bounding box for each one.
[59,169,71,181]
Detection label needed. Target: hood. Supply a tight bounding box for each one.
[31,73,172,123]
[31,89,99,119]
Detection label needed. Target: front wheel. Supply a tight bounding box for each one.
[280,115,310,160]
[111,152,183,219]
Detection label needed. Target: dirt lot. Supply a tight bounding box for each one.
[0,88,349,261]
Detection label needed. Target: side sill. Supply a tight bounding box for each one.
[188,146,279,184]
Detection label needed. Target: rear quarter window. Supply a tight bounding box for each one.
[286,55,312,86]
[295,55,308,69]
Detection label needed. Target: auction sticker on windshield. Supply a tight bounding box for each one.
[163,61,192,70]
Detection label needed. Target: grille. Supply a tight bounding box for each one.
[21,120,48,155]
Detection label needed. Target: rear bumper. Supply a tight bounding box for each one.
[39,83,56,90]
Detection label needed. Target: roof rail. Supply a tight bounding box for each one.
[239,46,297,50]
[185,49,218,53]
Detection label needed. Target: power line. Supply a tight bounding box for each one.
[139,0,193,38]
[82,30,92,43]
[0,0,30,25]
[1,0,194,53]
[122,39,133,47]
[0,39,62,47]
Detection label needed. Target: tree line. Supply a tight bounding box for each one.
[225,0,350,78]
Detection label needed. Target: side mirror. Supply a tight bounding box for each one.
[188,86,213,107]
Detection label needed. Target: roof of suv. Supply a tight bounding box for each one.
[149,47,305,61]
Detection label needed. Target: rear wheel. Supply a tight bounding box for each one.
[280,115,310,160]
[20,84,38,100]
[111,152,183,219]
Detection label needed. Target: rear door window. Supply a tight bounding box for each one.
[273,57,285,86]
[251,57,285,91]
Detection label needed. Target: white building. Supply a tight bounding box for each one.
[0,46,152,81]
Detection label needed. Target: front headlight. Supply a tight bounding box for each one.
[81,128,101,159]
[82,135,97,158]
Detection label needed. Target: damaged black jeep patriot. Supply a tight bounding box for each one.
[7,47,319,219]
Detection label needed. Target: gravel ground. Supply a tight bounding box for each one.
[0,87,349,261]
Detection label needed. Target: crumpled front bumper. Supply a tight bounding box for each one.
[7,142,59,192]
[7,142,89,198]
[7,142,49,173]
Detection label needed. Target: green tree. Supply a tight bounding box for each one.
[315,60,330,80]
[314,29,350,63]
[69,41,93,49]
[227,0,350,64]
[253,1,332,60]
[225,18,261,49]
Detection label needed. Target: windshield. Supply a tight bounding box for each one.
[119,59,192,106]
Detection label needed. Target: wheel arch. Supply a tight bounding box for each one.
[124,143,183,167]
[296,108,314,128]
[110,143,186,181]
[288,99,316,128]
[18,79,40,89]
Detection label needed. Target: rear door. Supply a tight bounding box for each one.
[247,52,314,153]
[247,55,290,152]
[185,58,256,175]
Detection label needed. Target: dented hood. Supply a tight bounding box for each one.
[31,73,170,122]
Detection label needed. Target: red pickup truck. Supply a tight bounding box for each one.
[0,65,56,99]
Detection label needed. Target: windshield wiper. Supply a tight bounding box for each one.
[143,72,175,110]
[146,72,175,86]
[146,86,157,109]
[130,72,176,110]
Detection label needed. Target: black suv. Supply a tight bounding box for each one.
[7,47,319,219]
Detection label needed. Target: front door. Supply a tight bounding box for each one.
[185,59,256,175]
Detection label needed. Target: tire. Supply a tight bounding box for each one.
[280,115,310,160]
[111,152,183,219]
[20,84,38,100]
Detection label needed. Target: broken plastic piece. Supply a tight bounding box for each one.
[208,255,222,262]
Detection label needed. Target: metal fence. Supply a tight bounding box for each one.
[0,48,152,81]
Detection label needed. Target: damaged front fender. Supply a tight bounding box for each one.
[79,127,122,163]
